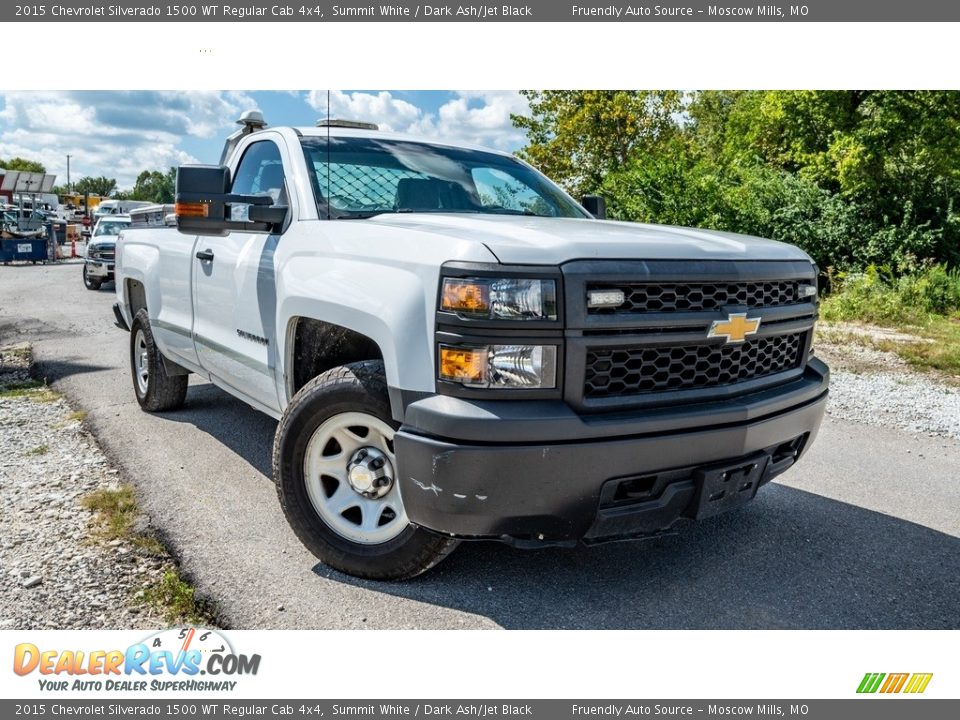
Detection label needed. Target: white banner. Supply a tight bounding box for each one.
[2,629,954,699]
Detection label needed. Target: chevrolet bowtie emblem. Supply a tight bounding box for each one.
[708,313,761,344]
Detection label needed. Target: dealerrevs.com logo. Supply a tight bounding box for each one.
[857,673,933,694]
[13,628,260,693]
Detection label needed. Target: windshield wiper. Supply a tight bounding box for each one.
[333,211,388,219]
[333,208,419,219]
[482,206,545,217]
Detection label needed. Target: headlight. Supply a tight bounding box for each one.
[439,344,557,389]
[441,277,558,321]
[799,283,818,301]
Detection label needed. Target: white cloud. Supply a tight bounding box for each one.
[426,91,530,150]
[0,91,257,189]
[306,90,529,150]
[307,90,422,133]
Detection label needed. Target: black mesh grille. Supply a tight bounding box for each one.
[584,333,805,399]
[324,163,426,208]
[588,281,806,314]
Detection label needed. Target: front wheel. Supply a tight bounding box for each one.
[129,309,188,412]
[274,361,458,580]
[82,265,102,290]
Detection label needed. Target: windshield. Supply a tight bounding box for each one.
[94,221,129,237]
[301,136,587,219]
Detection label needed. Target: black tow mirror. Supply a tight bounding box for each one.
[176,165,288,236]
[176,165,230,236]
[582,194,606,220]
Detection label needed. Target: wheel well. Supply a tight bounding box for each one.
[290,318,384,394]
[126,279,147,316]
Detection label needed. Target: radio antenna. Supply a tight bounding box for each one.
[326,89,331,220]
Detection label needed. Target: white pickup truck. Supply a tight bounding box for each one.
[114,112,829,580]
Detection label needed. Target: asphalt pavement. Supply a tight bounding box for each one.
[1,263,958,629]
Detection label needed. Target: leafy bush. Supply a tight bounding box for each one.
[897,263,960,314]
[602,156,864,270]
[821,263,960,324]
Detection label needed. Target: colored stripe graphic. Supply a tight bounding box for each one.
[880,673,909,693]
[857,672,932,694]
[904,673,933,694]
[857,673,885,693]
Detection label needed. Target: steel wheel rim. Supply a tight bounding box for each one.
[134,329,149,395]
[303,411,407,545]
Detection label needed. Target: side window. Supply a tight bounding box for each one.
[232,141,286,203]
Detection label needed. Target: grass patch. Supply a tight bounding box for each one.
[0,380,61,402]
[25,444,49,456]
[82,486,138,541]
[870,320,960,375]
[67,410,88,422]
[822,264,960,375]
[82,486,212,625]
[131,534,167,556]
[142,569,213,626]
[82,486,165,554]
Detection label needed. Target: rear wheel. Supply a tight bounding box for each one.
[82,265,102,290]
[129,309,188,412]
[274,361,458,580]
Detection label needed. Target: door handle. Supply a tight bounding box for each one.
[195,249,215,262]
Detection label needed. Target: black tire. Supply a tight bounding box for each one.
[274,360,458,580]
[129,309,188,412]
[82,265,102,290]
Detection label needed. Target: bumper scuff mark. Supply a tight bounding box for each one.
[411,478,443,496]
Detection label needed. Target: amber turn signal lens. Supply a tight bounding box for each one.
[441,279,490,316]
[175,202,209,218]
[439,346,487,383]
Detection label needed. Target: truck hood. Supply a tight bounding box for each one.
[88,240,116,252]
[366,214,812,265]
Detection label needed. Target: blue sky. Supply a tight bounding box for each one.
[0,91,529,190]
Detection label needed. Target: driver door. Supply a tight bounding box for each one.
[191,138,287,413]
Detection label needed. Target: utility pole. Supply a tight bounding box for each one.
[66,154,72,194]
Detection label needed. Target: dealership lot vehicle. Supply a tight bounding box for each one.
[83,215,130,290]
[93,199,153,221]
[113,113,829,580]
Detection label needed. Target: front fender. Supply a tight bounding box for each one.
[277,258,437,401]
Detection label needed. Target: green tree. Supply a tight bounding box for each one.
[73,176,118,197]
[131,167,176,203]
[0,157,46,173]
[684,90,960,267]
[514,89,960,271]
[511,90,683,197]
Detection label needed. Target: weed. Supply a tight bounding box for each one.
[0,380,61,402]
[81,486,214,625]
[142,570,213,626]
[82,486,138,541]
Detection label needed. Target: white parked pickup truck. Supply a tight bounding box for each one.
[113,112,829,580]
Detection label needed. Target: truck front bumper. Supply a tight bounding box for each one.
[84,258,114,280]
[394,359,828,546]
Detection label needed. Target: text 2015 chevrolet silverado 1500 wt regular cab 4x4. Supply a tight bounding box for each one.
[113,112,829,580]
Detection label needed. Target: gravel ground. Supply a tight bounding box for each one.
[818,340,960,440]
[0,343,170,630]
